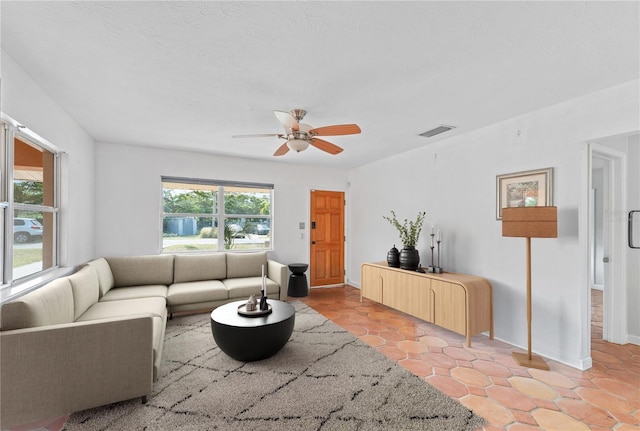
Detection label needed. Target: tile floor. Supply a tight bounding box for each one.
[10,287,639,431]
[297,286,640,431]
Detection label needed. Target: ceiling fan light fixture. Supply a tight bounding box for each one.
[234,108,359,156]
[287,138,309,152]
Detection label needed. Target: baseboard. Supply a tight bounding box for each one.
[577,355,593,370]
[627,334,640,346]
[346,279,360,289]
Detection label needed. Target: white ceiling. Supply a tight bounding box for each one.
[1,1,638,169]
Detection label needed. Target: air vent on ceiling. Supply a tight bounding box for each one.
[419,125,456,138]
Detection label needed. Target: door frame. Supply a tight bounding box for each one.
[589,159,605,291]
[582,141,628,360]
[307,187,348,288]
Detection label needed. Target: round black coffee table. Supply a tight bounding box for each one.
[210,300,295,361]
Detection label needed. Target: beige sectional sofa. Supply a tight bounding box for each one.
[0,252,287,429]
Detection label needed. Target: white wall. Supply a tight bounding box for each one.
[346,80,639,369]
[1,51,96,267]
[94,142,348,266]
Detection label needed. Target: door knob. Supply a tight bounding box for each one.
[603,257,610,263]
[312,241,316,245]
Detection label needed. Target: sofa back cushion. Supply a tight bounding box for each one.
[87,257,115,297]
[1,278,74,330]
[106,255,174,287]
[67,265,100,320]
[173,253,226,283]
[226,252,268,279]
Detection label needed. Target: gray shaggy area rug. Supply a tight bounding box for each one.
[65,302,484,431]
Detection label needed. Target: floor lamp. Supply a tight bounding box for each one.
[502,206,557,370]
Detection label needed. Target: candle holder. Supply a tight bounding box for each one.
[428,236,444,273]
[259,265,269,310]
[428,233,436,271]
[259,290,268,310]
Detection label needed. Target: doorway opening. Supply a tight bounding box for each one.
[589,153,610,345]
[587,135,636,356]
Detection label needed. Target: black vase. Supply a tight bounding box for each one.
[387,245,400,267]
[399,246,420,271]
[259,290,268,311]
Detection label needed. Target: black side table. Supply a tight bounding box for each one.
[287,263,309,297]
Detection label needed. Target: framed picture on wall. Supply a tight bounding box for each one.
[496,167,553,220]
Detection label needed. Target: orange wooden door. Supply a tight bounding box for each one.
[310,190,344,286]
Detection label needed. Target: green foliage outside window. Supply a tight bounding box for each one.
[224,192,270,215]
[163,189,215,214]
[14,181,44,205]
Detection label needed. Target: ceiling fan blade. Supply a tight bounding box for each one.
[274,110,299,131]
[273,142,290,156]
[232,134,282,138]
[309,124,361,136]
[310,138,343,155]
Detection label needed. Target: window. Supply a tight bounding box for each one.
[161,177,272,253]
[1,116,61,284]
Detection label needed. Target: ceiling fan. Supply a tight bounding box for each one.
[232,109,361,156]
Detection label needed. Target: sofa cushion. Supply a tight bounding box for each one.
[167,280,228,305]
[222,277,279,298]
[150,315,165,377]
[226,252,267,279]
[76,297,167,322]
[173,253,226,283]
[1,278,74,330]
[106,255,174,287]
[67,265,100,320]
[100,285,168,302]
[86,257,115,297]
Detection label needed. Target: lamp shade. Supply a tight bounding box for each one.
[502,206,557,238]
[287,138,309,152]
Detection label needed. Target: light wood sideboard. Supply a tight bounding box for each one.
[360,262,493,347]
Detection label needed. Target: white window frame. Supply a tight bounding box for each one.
[1,114,61,287]
[161,176,274,253]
